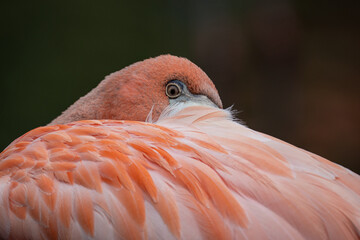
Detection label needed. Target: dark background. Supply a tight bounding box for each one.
[1,1,359,173]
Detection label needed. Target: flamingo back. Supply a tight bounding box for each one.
[0,106,359,239]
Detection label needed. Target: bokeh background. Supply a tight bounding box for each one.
[1,1,359,173]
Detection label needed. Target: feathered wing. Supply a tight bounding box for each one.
[0,106,359,240]
[158,106,360,239]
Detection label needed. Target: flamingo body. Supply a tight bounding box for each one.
[1,55,359,239]
[1,106,359,239]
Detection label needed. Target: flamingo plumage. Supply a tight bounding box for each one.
[0,55,359,240]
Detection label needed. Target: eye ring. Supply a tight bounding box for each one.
[165,82,182,99]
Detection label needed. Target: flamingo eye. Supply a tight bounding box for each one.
[166,81,183,99]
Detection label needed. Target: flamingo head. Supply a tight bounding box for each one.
[50,55,222,124]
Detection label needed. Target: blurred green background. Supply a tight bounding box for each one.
[1,1,359,173]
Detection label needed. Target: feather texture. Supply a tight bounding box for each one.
[0,106,359,239]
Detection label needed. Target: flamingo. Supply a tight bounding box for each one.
[0,55,359,240]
